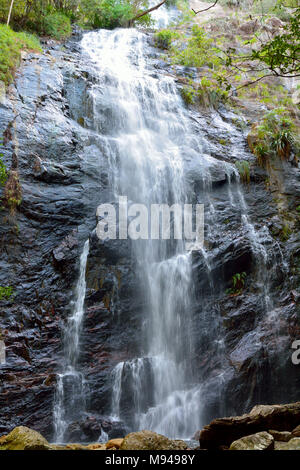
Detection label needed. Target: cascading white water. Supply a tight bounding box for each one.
[235,182,273,311]
[81,27,210,438]
[51,22,281,441]
[150,0,180,28]
[222,159,274,312]
[53,239,90,442]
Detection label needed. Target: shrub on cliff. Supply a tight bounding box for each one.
[0,285,13,300]
[0,24,41,84]
[0,0,152,32]
[3,169,22,214]
[44,12,72,39]
[92,0,133,28]
[0,154,7,186]
[171,24,219,68]
[154,29,179,49]
[78,0,152,29]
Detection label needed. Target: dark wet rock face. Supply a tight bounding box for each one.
[0,30,299,443]
[200,402,300,450]
[0,36,142,440]
[0,41,89,437]
[230,431,274,450]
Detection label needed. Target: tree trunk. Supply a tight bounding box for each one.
[7,0,15,26]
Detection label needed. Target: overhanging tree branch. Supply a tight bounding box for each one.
[192,0,219,15]
[130,0,167,23]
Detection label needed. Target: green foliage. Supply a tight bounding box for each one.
[154,29,178,49]
[253,0,296,20]
[252,108,299,166]
[14,30,42,50]
[235,160,250,184]
[165,0,178,6]
[158,25,229,108]
[0,0,152,33]
[197,76,228,108]
[250,7,300,77]
[0,24,41,85]
[0,1,80,27]
[221,2,300,96]
[92,0,131,28]
[44,12,71,39]
[172,0,194,25]
[0,285,14,300]
[238,82,294,110]
[0,153,7,186]
[79,0,152,29]
[179,77,228,109]
[180,84,196,105]
[3,169,22,214]
[226,272,247,295]
[171,25,220,68]
[280,222,291,241]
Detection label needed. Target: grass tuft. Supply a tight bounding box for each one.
[0,24,42,85]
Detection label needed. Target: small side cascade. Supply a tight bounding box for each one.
[225,161,275,312]
[53,239,90,442]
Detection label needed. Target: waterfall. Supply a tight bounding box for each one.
[50,20,284,441]
[51,23,282,441]
[53,239,90,442]
[225,161,274,312]
[81,28,205,438]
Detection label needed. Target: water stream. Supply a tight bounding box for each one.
[80,27,207,438]
[53,13,281,441]
[53,239,90,442]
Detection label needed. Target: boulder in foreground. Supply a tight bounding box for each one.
[120,430,188,450]
[200,402,300,449]
[106,438,124,449]
[0,426,51,450]
[292,424,300,437]
[275,438,300,450]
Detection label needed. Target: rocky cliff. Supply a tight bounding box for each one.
[0,28,299,442]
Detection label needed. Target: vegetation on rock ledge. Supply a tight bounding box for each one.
[0,24,41,84]
[0,285,14,300]
[3,169,22,214]
[0,0,153,34]
[249,108,299,167]
[226,272,247,296]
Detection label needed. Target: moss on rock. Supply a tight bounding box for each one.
[0,426,51,450]
[120,430,188,450]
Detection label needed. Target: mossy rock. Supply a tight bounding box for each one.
[230,431,274,450]
[200,402,300,449]
[0,426,51,450]
[275,438,300,450]
[120,430,188,450]
[106,438,124,449]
